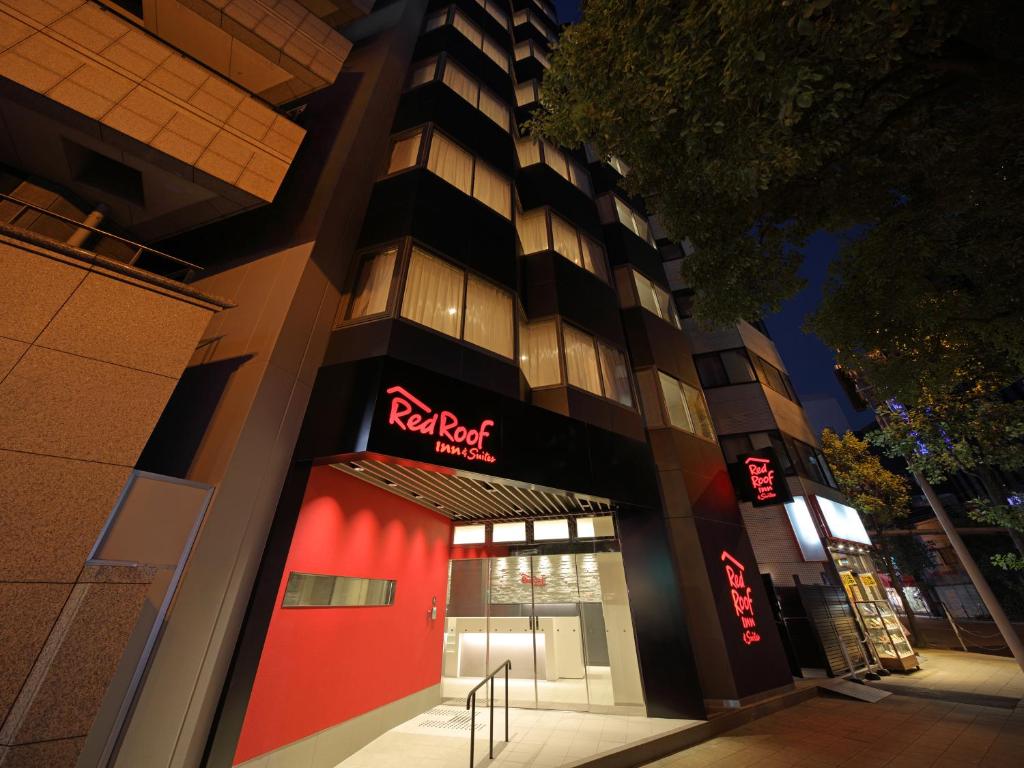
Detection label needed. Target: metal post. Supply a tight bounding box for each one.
[469,693,475,768]
[913,469,1024,672]
[504,663,509,743]
[943,603,969,652]
[488,677,494,758]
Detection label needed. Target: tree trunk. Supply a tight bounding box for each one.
[878,541,926,648]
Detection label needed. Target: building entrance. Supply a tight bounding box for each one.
[442,550,645,714]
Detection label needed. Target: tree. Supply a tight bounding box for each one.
[820,428,924,641]
[531,0,1024,396]
[871,392,1024,571]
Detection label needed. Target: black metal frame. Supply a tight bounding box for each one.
[465,659,511,766]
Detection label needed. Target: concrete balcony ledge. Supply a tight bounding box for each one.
[177,0,353,102]
[0,0,308,239]
[0,226,232,311]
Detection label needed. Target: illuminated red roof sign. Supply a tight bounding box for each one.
[385,385,496,464]
[721,550,761,646]
[734,449,793,508]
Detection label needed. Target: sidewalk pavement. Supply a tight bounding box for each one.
[641,694,1024,768]
[870,648,1023,701]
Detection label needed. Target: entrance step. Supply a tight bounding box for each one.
[561,685,818,768]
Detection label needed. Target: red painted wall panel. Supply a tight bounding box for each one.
[234,467,453,764]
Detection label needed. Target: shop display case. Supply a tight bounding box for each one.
[856,600,918,671]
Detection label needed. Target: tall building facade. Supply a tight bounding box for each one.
[0,2,881,767]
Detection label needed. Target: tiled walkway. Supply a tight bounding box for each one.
[335,705,699,768]
[644,695,1024,768]
[870,649,1024,701]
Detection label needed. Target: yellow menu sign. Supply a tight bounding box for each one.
[859,573,878,588]
[840,571,857,588]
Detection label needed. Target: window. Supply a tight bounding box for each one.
[346,248,397,320]
[515,138,592,197]
[598,342,633,406]
[564,324,602,395]
[408,58,438,89]
[515,80,540,107]
[652,371,716,441]
[519,319,561,386]
[464,274,513,357]
[515,40,551,68]
[390,129,508,218]
[631,269,681,328]
[720,434,754,464]
[694,349,757,388]
[440,58,510,130]
[751,353,798,401]
[401,248,463,338]
[386,131,421,174]
[425,7,510,73]
[516,207,609,283]
[516,9,557,43]
[476,0,509,29]
[597,194,656,247]
[401,248,514,357]
[786,436,837,487]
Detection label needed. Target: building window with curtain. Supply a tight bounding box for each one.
[476,0,509,29]
[515,80,540,107]
[385,129,423,175]
[651,370,716,442]
[440,58,510,131]
[630,269,681,329]
[427,130,511,218]
[515,207,609,283]
[514,40,550,68]
[596,194,656,248]
[338,247,398,325]
[400,247,514,358]
[519,319,561,387]
[515,139,593,197]
[750,352,798,401]
[784,435,837,487]
[563,324,633,407]
[694,348,758,388]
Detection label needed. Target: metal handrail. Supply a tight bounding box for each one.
[0,192,203,272]
[466,659,511,767]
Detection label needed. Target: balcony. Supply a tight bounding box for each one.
[0,0,308,239]
[100,0,354,104]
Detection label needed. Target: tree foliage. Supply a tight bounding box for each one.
[532,0,1024,398]
[820,428,912,529]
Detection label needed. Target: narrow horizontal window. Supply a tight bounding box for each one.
[282,573,396,607]
[516,207,608,283]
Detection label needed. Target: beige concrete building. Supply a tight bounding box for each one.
[0,0,361,765]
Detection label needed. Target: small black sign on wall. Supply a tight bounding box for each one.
[731,449,793,507]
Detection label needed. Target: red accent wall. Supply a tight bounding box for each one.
[234,467,453,764]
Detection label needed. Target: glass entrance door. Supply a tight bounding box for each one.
[441,551,645,713]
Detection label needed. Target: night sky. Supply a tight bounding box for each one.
[550,0,873,439]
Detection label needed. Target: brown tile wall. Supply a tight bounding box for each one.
[0,233,219,765]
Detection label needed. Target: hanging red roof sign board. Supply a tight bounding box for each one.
[732,449,793,507]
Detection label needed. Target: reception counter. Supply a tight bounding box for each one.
[443,616,585,681]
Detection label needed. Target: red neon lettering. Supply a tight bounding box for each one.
[745,456,779,503]
[385,385,497,463]
[520,573,546,586]
[720,550,762,646]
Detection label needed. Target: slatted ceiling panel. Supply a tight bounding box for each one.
[331,456,613,521]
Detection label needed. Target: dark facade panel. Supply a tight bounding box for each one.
[394,81,514,173]
[359,171,517,289]
[416,26,513,99]
[520,252,625,343]
[621,308,700,385]
[516,164,602,235]
[603,224,666,283]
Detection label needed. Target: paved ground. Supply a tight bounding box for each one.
[643,649,1024,768]
[642,695,1024,768]
[869,648,1024,702]
[335,705,699,768]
